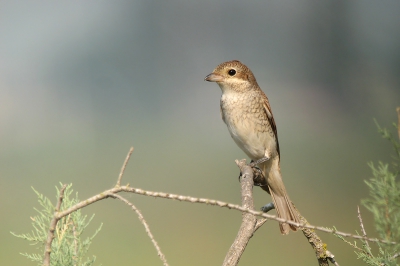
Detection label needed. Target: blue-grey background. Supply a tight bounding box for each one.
[1,1,399,265]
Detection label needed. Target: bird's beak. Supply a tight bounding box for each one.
[204,73,224,82]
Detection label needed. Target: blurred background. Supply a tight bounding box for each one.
[1,1,399,265]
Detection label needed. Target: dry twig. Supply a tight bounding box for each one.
[358,206,371,252]
[110,193,168,266]
[116,147,134,187]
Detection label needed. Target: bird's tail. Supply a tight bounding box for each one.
[260,160,299,235]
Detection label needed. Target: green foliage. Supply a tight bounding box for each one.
[11,183,102,266]
[337,120,400,265]
[359,121,400,265]
[364,162,400,246]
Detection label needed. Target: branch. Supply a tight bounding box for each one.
[116,147,134,187]
[358,206,371,252]
[254,218,268,231]
[41,148,395,266]
[41,147,167,266]
[296,205,338,266]
[109,193,169,266]
[238,159,338,266]
[42,148,397,265]
[53,185,395,245]
[223,159,259,266]
[43,184,67,266]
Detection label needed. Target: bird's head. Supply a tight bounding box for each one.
[204,60,258,93]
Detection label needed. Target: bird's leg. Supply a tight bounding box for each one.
[249,156,270,167]
[261,202,275,213]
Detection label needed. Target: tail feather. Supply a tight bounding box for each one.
[260,159,300,235]
[269,188,299,234]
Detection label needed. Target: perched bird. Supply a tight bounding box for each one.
[204,60,299,234]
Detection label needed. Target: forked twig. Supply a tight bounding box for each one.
[110,193,168,266]
[358,206,371,252]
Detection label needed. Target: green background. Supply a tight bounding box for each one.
[1,1,400,265]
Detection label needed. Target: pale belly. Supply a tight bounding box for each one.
[225,117,275,160]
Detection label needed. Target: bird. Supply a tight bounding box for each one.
[204,60,299,234]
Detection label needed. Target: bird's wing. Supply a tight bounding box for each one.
[262,95,280,157]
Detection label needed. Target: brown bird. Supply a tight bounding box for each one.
[204,60,299,234]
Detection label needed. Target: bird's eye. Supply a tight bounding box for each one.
[228,69,236,76]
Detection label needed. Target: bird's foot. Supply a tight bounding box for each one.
[252,167,263,186]
[261,202,275,213]
[249,160,266,186]
[238,158,269,185]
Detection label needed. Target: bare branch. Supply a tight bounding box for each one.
[224,159,339,266]
[43,184,68,266]
[54,185,395,245]
[116,147,134,187]
[110,193,169,266]
[223,159,258,266]
[358,206,371,252]
[295,205,337,266]
[40,148,396,265]
[254,218,268,232]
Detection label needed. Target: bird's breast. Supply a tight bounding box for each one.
[220,93,276,160]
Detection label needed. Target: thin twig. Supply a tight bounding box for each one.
[391,252,400,260]
[110,193,169,266]
[54,186,395,245]
[337,233,364,253]
[358,206,371,252]
[116,147,134,187]
[254,218,268,231]
[43,184,68,266]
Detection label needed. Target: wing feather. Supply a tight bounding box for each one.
[262,96,280,157]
